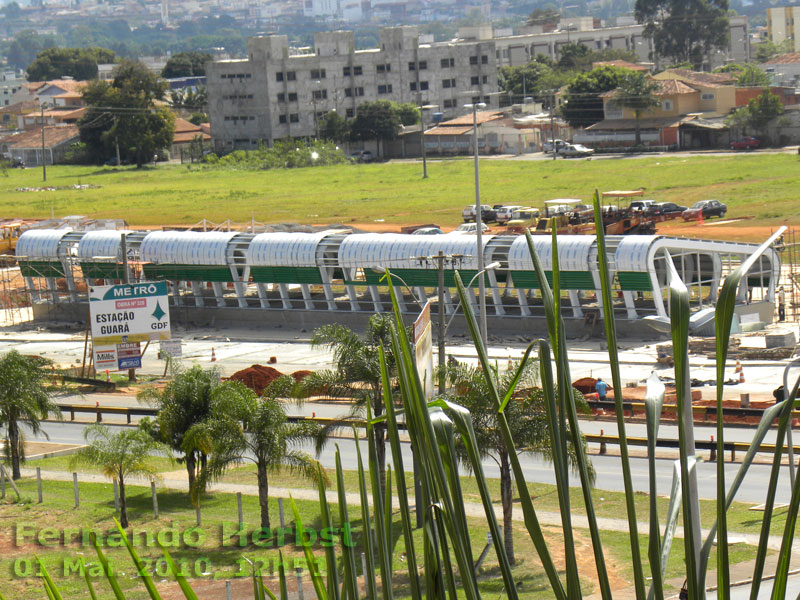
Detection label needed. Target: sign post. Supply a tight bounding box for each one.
[89,282,171,379]
[413,300,434,400]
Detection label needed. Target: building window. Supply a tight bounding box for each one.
[443,99,456,108]
[701,92,715,100]
[470,56,478,65]
[420,81,429,90]
[377,63,391,73]
[378,84,393,94]
[310,68,326,79]
[290,113,299,123]
[661,100,673,111]
[419,60,427,70]
[483,96,490,104]
[346,108,354,118]
[440,58,455,68]
[409,61,416,71]
[472,96,481,104]
[471,76,479,85]
[482,55,488,64]
[276,72,284,82]
[354,87,364,96]
[343,66,351,76]
[410,82,417,91]
[312,89,328,100]
[442,78,456,88]
[482,75,488,84]
[287,71,296,81]
[288,92,298,102]
[277,93,286,102]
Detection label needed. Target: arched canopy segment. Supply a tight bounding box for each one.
[338,233,492,287]
[140,231,242,282]
[507,235,598,290]
[246,231,344,284]
[17,229,73,279]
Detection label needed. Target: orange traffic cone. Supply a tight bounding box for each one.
[739,369,745,384]
[734,359,742,373]
[698,212,704,226]
[211,348,217,362]
[106,369,110,382]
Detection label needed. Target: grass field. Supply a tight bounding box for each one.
[1,154,798,233]
[0,475,762,599]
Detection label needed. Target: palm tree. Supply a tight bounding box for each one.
[187,377,327,529]
[70,424,168,527]
[442,359,593,564]
[138,365,220,494]
[0,350,60,479]
[300,314,402,489]
[610,72,661,147]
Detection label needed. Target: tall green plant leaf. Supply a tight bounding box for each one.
[354,432,379,600]
[453,270,567,600]
[112,518,163,600]
[366,404,394,600]
[79,558,99,600]
[36,557,64,600]
[525,230,609,600]
[644,372,665,600]
[592,188,645,600]
[335,445,360,600]
[278,549,289,600]
[659,461,683,582]
[317,463,341,600]
[378,345,421,600]
[712,226,787,598]
[290,495,329,600]
[157,542,200,600]
[536,339,580,591]
[663,249,702,598]
[89,531,126,600]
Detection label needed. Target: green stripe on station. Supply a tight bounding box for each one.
[19,260,65,278]
[511,270,595,290]
[143,264,233,282]
[352,268,485,288]
[251,266,323,284]
[617,271,653,292]
[80,262,125,280]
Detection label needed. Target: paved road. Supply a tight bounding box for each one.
[31,420,796,505]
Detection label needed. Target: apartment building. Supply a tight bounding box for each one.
[767,6,800,52]
[206,26,499,151]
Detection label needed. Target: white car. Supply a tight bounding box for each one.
[495,205,522,224]
[559,143,594,158]
[452,222,489,234]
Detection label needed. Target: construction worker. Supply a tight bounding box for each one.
[595,377,611,402]
[778,285,786,322]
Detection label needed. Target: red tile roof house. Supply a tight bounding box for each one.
[0,125,80,166]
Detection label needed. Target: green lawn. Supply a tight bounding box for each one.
[0,476,767,600]
[1,155,798,234]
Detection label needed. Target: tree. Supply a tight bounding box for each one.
[2,2,21,19]
[79,59,174,167]
[6,30,59,70]
[560,65,629,128]
[0,350,60,479]
[349,100,402,157]
[161,51,213,78]
[186,378,327,529]
[635,0,729,67]
[557,42,591,70]
[608,72,660,146]
[301,314,405,491]
[319,111,350,143]
[526,7,561,27]
[138,365,220,494]
[499,60,564,101]
[442,360,593,564]
[70,425,168,528]
[26,47,116,82]
[169,86,207,110]
[735,64,771,88]
[725,89,784,141]
[754,39,793,63]
[394,102,420,126]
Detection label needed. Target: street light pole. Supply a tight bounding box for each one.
[465,101,488,346]
[40,103,46,182]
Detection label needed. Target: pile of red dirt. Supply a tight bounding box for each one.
[290,370,312,382]
[229,364,283,395]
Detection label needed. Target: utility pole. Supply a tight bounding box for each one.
[40,103,46,182]
[550,92,557,161]
[436,250,446,394]
[121,233,136,383]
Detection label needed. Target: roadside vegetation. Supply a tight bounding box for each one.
[0,154,798,236]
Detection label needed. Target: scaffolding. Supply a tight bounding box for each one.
[0,254,30,327]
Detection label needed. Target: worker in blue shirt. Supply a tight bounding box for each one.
[595,378,611,401]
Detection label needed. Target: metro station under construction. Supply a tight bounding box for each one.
[16,228,781,337]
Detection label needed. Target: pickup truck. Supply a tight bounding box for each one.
[462,205,497,223]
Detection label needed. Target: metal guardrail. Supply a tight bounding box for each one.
[586,433,800,463]
[586,399,800,421]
